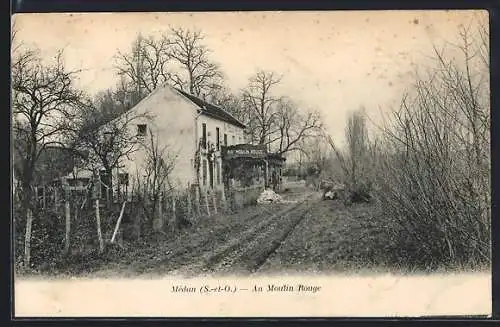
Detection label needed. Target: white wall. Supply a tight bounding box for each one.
[114,85,198,194]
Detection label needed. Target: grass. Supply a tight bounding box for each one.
[259,198,490,275]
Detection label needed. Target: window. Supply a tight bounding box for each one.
[224,133,228,146]
[202,159,208,185]
[232,135,235,145]
[216,127,220,150]
[201,123,207,148]
[137,124,147,137]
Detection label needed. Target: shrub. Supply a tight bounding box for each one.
[370,25,490,270]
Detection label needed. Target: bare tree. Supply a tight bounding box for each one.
[12,47,82,266]
[327,107,372,202]
[142,130,176,228]
[11,19,22,55]
[302,135,332,179]
[114,34,171,104]
[241,70,283,145]
[167,27,224,97]
[130,130,176,234]
[275,99,323,154]
[114,28,224,101]
[239,70,323,154]
[72,99,150,196]
[372,23,490,268]
[206,84,246,121]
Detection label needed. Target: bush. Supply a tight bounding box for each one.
[369,25,490,270]
[327,24,490,271]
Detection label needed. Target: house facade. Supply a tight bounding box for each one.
[79,84,246,198]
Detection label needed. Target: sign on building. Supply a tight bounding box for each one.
[222,144,267,160]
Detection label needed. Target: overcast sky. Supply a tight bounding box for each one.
[13,10,487,145]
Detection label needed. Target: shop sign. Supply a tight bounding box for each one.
[223,144,267,159]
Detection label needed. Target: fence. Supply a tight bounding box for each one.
[14,180,266,268]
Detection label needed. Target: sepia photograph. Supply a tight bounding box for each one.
[11,10,491,317]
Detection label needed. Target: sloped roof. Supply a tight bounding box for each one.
[174,88,246,129]
[98,84,247,131]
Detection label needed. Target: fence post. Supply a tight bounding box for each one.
[23,208,33,267]
[187,186,193,219]
[34,186,38,208]
[111,201,127,243]
[221,186,227,213]
[158,192,164,230]
[171,195,177,233]
[42,186,46,209]
[95,199,104,253]
[64,198,71,254]
[195,187,201,217]
[212,190,218,215]
[204,189,210,217]
[54,188,59,211]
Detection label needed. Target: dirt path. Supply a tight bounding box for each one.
[166,192,313,275]
[27,186,389,278]
[173,193,317,276]
[86,187,318,277]
[258,198,384,274]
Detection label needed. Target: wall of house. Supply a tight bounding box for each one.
[197,115,245,191]
[114,85,198,194]
[86,84,246,198]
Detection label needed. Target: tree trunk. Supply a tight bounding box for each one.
[21,177,34,268]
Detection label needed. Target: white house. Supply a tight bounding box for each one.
[87,84,246,197]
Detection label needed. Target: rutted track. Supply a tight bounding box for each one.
[88,188,319,277]
[177,193,317,275]
[218,201,314,273]
[130,207,271,273]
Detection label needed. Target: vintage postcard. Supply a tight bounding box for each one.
[11,10,491,317]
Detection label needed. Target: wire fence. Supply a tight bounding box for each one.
[13,178,266,269]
